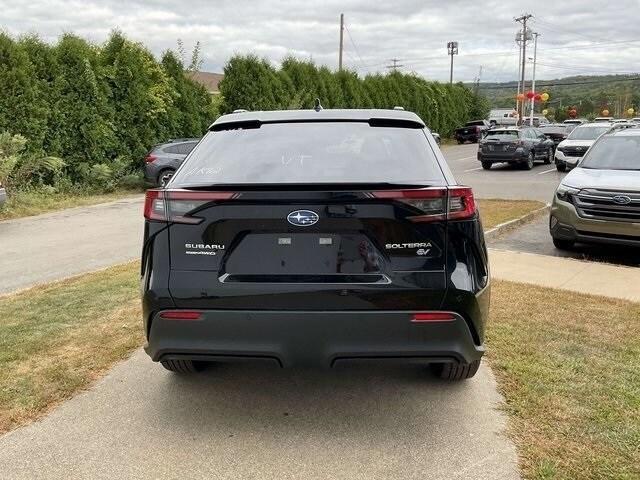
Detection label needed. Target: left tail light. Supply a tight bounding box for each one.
[144,154,157,163]
[371,187,476,222]
[144,189,239,223]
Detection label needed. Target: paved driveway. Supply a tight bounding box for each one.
[0,196,143,294]
[0,351,519,480]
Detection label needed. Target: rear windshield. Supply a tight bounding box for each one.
[580,136,640,170]
[568,126,610,140]
[466,121,485,126]
[541,126,568,135]
[169,122,444,185]
[485,130,519,141]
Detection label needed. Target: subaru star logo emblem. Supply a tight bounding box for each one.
[287,210,319,226]
[612,195,632,205]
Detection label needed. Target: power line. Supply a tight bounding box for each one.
[343,23,366,71]
[478,76,640,90]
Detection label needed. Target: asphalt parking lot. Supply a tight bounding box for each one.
[489,214,640,267]
[443,143,566,203]
[444,143,639,267]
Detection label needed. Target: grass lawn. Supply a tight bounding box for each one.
[0,263,142,434]
[0,188,144,221]
[477,198,546,230]
[489,281,640,480]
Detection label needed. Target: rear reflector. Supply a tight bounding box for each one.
[371,187,476,222]
[411,312,456,323]
[159,310,202,320]
[144,189,239,223]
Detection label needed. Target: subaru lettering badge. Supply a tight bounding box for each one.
[287,210,319,226]
[612,195,632,205]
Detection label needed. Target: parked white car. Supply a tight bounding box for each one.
[554,123,612,172]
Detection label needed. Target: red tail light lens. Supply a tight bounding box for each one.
[159,310,202,320]
[412,312,456,322]
[447,186,476,220]
[144,154,157,163]
[371,187,476,222]
[144,189,238,223]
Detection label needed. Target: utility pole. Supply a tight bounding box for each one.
[338,13,344,71]
[447,41,459,84]
[529,32,539,125]
[516,41,522,111]
[515,13,533,123]
[385,58,404,71]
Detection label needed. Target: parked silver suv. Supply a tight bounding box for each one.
[554,123,611,172]
[550,128,640,249]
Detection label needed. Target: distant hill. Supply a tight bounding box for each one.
[469,74,640,120]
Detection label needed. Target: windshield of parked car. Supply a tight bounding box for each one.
[484,130,519,141]
[541,126,568,135]
[580,136,640,170]
[170,121,444,185]
[567,125,610,140]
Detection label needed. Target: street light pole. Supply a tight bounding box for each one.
[447,41,458,84]
[530,32,539,126]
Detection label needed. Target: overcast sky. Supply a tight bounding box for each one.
[2,0,639,83]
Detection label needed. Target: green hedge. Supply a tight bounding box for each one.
[220,55,489,136]
[0,31,216,183]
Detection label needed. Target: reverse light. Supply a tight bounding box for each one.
[371,187,476,222]
[159,310,203,320]
[412,312,456,323]
[144,189,239,223]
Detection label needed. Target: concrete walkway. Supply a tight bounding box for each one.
[489,248,640,302]
[0,351,519,480]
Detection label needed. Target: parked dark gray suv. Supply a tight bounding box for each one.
[144,138,200,186]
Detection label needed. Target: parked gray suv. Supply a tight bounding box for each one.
[144,138,200,186]
[550,128,640,249]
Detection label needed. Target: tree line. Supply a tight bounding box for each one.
[0,31,215,189]
[220,55,489,136]
[1,31,489,193]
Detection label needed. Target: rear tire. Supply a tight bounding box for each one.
[431,359,481,380]
[481,161,492,170]
[523,151,534,170]
[556,162,566,172]
[157,168,175,187]
[553,238,575,250]
[160,359,204,373]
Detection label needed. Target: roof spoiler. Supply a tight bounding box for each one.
[210,117,424,132]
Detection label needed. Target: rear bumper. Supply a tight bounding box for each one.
[477,150,527,164]
[144,310,484,368]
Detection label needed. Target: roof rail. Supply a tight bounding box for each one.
[232,109,248,114]
[393,106,405,111]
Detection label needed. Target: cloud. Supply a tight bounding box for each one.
[1,0,638,82]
